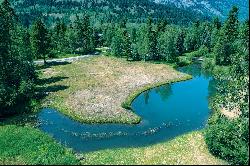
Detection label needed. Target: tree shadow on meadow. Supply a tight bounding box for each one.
[37,76,69,86]
[0,63,71,126]
[35,77,69,101]
[36,61,72,70]
[35,61,71,100]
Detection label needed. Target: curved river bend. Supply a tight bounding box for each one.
[38,64,215,152]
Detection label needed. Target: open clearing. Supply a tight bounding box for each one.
[40,56,190,124]
[0,56,226,165]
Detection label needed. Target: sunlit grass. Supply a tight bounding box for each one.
[82,131,227,165]
[0,125,79,165]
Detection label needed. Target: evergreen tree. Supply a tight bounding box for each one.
[52,20,67,55]
[222,6,239,43]
[110,28,124,57]
[214,6,239,65]
[175,31,185,56]
[232,20,249,77]
[75,15,95,54]
[31,19,50,64]
[145,17,159,61]
[184,22,200,52]
[144,17,153,60]
[212,17,222,30]
[124,29,132,61]
[119,21,133,60]
[156,18,168,33]
[130,28,137,43]
[0,0,35,115]
[65,23,77,54]
[211,17,222,49]
[151,30,160,61]
[158,27,178,62]
[103,24,115,47]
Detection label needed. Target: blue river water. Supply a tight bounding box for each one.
[38,64,214,153]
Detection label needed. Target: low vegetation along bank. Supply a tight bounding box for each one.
[39,56,191,124]
[0,123,225,165]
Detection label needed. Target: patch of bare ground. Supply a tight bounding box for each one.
[41,56,190,124]
[220,107,241,119]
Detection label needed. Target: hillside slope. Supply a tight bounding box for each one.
[9,0,209,26]
[153,0,249,21]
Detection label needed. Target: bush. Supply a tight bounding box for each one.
[202,58,215,71]
[185,45,209,58]
[205,112,249,165]
[177,56,192,67]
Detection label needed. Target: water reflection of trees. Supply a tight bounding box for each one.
[208,78,217,99]
[142,63,218,105]
[178,63,212,79]
[155,84,173,101]
[178,64,202,77]
[143,91,150,105]
[143,84,173,104]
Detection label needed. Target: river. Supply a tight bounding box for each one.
[38,64,215,152]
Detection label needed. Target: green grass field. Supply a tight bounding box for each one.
[0,125,79,165]
[81,131,227,165]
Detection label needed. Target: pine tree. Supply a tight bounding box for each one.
[145,17,159,61]
[75,15,95,54]
[158,27,178,63]
[232,20,249,76]
[156,18,167,33]
[110,28,124,57]
[184,22,199,52]
[151,30,159,61]
[52,20,67,55]
[145,17,153,61]
[223,6,239,43]
[214,6,239,65]
[0,0,35,115]
[175,31,185,56]
[211,17,222,49]
[123,28,132,61]
[130,28,137,43]
[103,24,115,47]
[31,19,50,64]
[212,17,222,30]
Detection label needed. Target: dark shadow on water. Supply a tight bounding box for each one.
[0,112,38,127]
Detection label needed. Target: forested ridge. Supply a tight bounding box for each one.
[7,0,210,26]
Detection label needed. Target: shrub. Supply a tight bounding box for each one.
[205,112,249,165]
[185,45,209,58]
[202,58,215,71]
[177,56,192,67]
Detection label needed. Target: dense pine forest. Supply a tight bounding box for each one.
[8,0,210,26]
[0,0,249,165]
